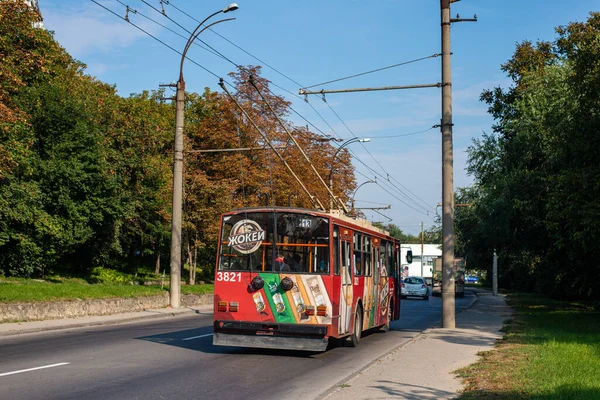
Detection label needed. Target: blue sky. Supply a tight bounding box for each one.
[39,0,598,235]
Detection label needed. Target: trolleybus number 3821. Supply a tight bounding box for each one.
[216,271,242,282]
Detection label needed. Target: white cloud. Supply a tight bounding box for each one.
[42,2,160,58]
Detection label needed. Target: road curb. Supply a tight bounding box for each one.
[460,289,479,310]
[321,327,431,399]
[0,306,212,337]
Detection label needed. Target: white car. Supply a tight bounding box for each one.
[401,276,429,300]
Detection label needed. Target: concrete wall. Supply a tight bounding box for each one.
[0,293,213,323]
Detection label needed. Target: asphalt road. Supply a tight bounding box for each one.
[0,291,474,400]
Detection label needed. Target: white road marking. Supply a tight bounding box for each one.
[182,333,213,341]
[0,362,70,377]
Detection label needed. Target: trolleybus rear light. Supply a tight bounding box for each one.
[317,305,327,316]
[217,301,228,312]
[305,306,316,316]
[229,301,239,312]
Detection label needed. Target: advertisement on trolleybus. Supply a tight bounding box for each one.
[213,207,403,352]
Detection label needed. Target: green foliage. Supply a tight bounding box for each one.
[459,13,600,300]
[0,5,357,281]
[89,267,134,285]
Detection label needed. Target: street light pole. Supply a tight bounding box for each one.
[170,3,238,309]
[328,138,370,211]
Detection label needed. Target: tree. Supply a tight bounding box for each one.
[461,13,600,299]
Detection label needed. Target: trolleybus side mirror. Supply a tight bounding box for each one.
[406,250,413,264]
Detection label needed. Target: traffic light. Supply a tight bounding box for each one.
[406,249,413,264]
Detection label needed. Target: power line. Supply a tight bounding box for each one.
[94,0,435,218]
[303,95,435,213]
[368,127,435,138]
[303,54,441,89]
[163,1,344,140]
[114,0,225,60]
[140,0,239,68]
[164,0,304,88]
[94,1,333,209]
[354,169,432,217]
[318,98,435,214]
[162,0,353,141]
[92,0,219,80]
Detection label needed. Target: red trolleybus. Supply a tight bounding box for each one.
[213,207,402,351]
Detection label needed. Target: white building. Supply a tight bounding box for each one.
[400,243,442,279]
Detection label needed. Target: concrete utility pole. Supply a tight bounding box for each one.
[440,0,476,328]
[440,0,456,329]
[169,4,238,309]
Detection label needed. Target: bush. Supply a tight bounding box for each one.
[89,267,133,284]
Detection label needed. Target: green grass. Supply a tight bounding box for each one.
[456,293,600,400]
[0,277,213,303]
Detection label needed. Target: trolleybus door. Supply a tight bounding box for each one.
[338,229,353,335]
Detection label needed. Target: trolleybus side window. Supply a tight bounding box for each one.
[354,232,363,276]
[364,236,372,276]
[386,242,395,276]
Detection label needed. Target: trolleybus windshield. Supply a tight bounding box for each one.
[218,212,330,274]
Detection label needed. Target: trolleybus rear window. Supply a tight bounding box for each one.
[219,212,330,274]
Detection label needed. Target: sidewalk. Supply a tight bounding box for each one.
[323,289,511,400]
[0,304,213,337]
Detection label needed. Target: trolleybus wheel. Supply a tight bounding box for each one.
[348,306,362,347]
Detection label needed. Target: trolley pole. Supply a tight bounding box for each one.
[440,0,455,329]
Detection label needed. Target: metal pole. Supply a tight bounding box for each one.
[493,249,498,296]
[421,221,424,278]
[441,0,455,328]
[170,79,185,309]
[169,4,238,308]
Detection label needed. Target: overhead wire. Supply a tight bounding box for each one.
[303,54,441,89]
[160,0,356,141]
[115,0,225,60]
[94,0,436,218]
[105,0,327,141]
[355,156,436,216]
[135,0,339,141]
[139,0,240,68]
[91,0,219,79]
[368,127,435,138]
[353,169,433,217]
[313,96,436,214]
[163,0,304,88]
[93,0,332,209]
